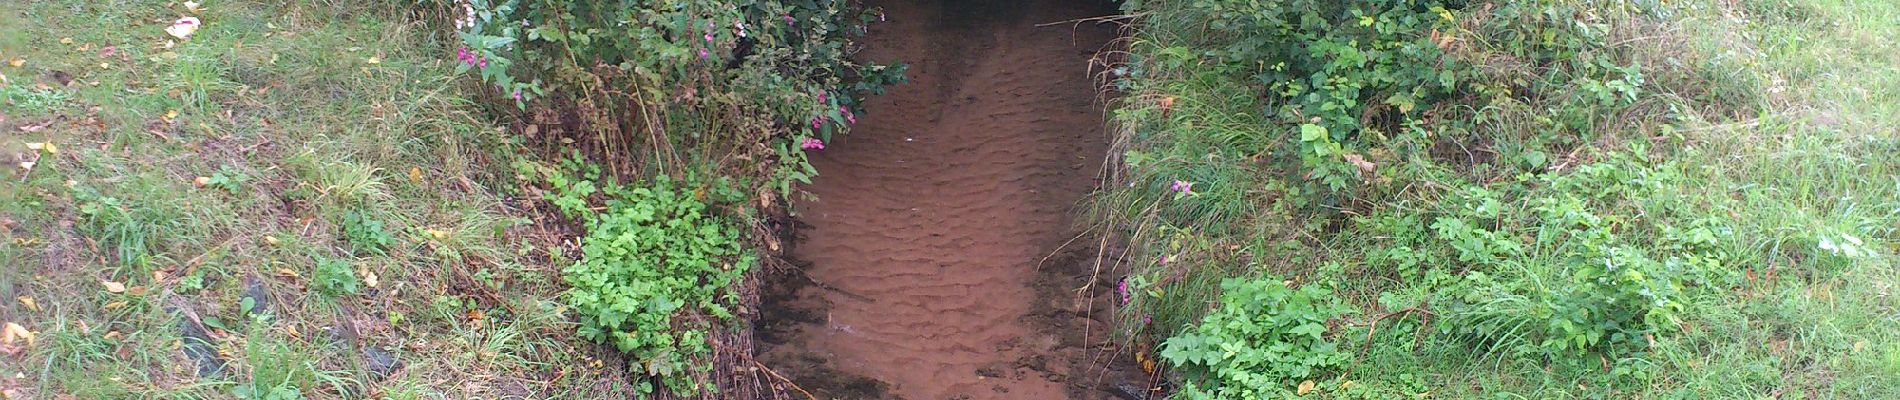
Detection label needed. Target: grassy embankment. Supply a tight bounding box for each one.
[1100,0,1896,397]
[1,2,637,398]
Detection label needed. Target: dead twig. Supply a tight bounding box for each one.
[1342,304,1433,378]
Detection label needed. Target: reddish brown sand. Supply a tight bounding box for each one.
[762,0,1121,399]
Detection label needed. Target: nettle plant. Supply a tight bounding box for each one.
[549,167,754,395]
[1160,277,1350,399]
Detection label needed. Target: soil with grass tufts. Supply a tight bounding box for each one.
[758,0,1152,399]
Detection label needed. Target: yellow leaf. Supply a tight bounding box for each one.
[3,322,33,345]
[24,143,42,151]
[1854,340,1868,353]
[360,266,379,288]
[263,235,280,246]
[407,166,422,183]
[59,37,74,45]
[6,58,22,67]
[43,143,56,154]
[15,296,36,312]
[365,56,381,65]
[102,281,126,293]
[1297,380,1316,396]
[275,267,300,278]
[163,109,179,122]
[193,176,211,187]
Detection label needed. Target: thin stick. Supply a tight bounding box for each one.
[751,359,819,400]
[1034,14,1142,27]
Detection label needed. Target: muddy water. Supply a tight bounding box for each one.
[760,0,1123,399]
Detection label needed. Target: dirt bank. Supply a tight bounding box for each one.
[757,1,1150,399]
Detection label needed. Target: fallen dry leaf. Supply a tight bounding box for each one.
[1342,153,1377,174]
[360,267,379,288]
[59,37,73,45]
[1297,380,1316,396]
[15,296,36,312]
[102,280,126,293]
[193,176,211,187]
[6,58,22,68]
[2,323,33,346]
[166,17,202,40]
[407,166,422,183]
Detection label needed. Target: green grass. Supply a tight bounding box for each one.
[1,1,634,398]
[1101,0,1899,397]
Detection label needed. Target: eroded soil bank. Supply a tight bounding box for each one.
[757,0,1147,399]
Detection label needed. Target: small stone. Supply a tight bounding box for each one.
[363,346,401,379]
[176,314,224,378]
[241,276,272,317]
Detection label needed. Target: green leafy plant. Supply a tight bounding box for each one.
[559,175,752,395]
[339,209,396,256]
[432,0,905,197]
[1160,277,1349,398]
[206,165,251,193]
[311,256,362,297]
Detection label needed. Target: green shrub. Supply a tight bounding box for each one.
[559,174,752,395]
[1160,277,1349,399]
[433,0,904,194]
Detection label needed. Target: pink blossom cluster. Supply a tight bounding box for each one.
[455,47,487,68]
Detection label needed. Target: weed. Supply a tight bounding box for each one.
[1160,277,1349,398]
[554,170,752,395]
[311,256,362,297]
[338,209,396,256]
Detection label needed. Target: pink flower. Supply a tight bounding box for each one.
[817,91,828,104]
[810,117,823,129]
[512,90,523,101]
[735,21,747,38]
[1170,180,1194,195]
[801,138,825,150]
[840,106,856,125]
[699,48,710,60]
[1116,278,1131,304]
[477,57,488,68]
[784,13,795,25]
[704,31,715,43]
